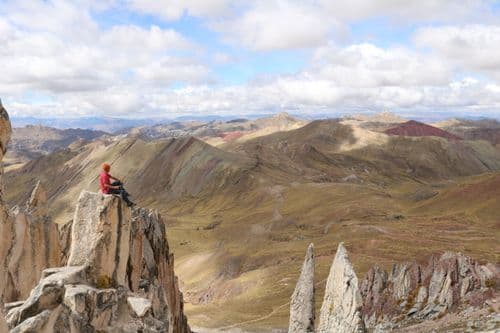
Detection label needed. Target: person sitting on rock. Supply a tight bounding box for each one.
[99,163,135,207]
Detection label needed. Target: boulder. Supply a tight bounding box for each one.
[288,243,315,333]
[6,265,88,328]
[318,243,365,333]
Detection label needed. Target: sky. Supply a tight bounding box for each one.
[1,0,500,119]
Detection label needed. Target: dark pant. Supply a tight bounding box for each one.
[109,181,134,206]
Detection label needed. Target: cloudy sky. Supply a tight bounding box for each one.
[1,0,500,119]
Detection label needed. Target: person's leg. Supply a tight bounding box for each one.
[108,188,120,195]
[119,189,134,207]
[108,188,128,203]
[108,185,134,207]
[119,184,135,206]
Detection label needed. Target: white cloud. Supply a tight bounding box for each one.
[135,57,210,84]
[3,0,101,42]
[6,75,500,119]
[318,0,496,24]
[213,52,233,64]
[1,0,500,120]
[414,24,500,75]
[127,0,233,20]
[310,43,451,87]
[0,1,209,97]
[211,0,339,51]
[100,25,193,53]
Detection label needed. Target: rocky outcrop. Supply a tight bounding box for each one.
[360,251,500,329]
[289,243,499,332]
[67,191,132,287]
[0,98,11,161]
[318,243,365,333]
[5,191,191,333]
[130,207,190,333]
[288,243,315,333]
[0,182,61,302]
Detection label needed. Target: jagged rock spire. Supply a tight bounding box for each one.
[26,180,48,216]
[27,181,47,208]
[288,243,315,333]
[318,243,365,333]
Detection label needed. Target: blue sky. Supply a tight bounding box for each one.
[1,0,500,119]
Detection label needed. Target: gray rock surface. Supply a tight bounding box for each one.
[128,297,152,317]
[318,243,365,333]
[67,191,131,287]
[288,243,315,333]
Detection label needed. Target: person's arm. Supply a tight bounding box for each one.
[109,174,121,182]
[103,182,120,190]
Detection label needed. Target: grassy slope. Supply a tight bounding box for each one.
[167,173,500,330]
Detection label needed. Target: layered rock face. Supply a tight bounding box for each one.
[289,243,499,332]
[360,251,500,328]
[5,191,191,333]
[0,181,61,302]
[317,243,365,333]
[288,243,315,333]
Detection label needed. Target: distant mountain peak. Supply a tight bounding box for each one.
[274,111,292,119]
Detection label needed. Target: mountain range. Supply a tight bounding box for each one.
[4,111,500,331]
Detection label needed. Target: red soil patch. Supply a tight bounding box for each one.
[222,131,245,142]
[385,120,462,140]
